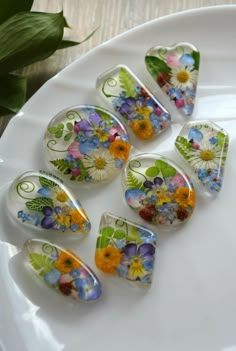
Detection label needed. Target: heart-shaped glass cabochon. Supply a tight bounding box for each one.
[145,42,200,116]
[122,153,196,225]
[24,238,102,302]
[7,170,91,235]
[43,105,131,184]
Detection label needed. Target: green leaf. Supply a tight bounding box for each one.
[66,122,73,131]
[175,136,192,160]
[57,27,97,49]
[0,0,33,25]
[39,176,57,189]
[96,226,114,248]
[145,166,159,177]
[64,132,72,141]
[113,229,126,240]
[55,130,63,138]
[26,197,53,211]
[0,11,64,75]
[127,226,142,244]
[155,160,176,177]
[119,67,136,97]
[217,131,228,148]
[0,74,26,114]
[126,171,144,190]
[51,159,71,174]
[29,253,56,273]
[191,50,200,70]
[145,56,171,79]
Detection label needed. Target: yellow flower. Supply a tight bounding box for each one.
[51,186,68,203]
[55,250,81,273]
[132,119,154,140]
[156,190,171,206]
[128,257,147,280]
[95,246,122,274]
[70,208,85,226]
[55,214,71,227]
[109,139,131,161]
[135,105,153,119]
[95,128,109,142]
[174,187,195,208]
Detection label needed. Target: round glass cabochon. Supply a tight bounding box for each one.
[43,105,131,184]
[122,153,196,226]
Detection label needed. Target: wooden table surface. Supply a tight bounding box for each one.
[0,0,235,135]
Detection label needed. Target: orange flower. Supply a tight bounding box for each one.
[109,139,131,161]
[132,119,154,140]
[95,246,122,274]
[174,187,195,208]
[70,208,85,226]
[55,250,81,273]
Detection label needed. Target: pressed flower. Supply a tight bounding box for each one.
[83,149,116,181]
[170,65,198,89]
[174,187,195,208]
[109,139,131,161]
[186,143,224,170]
[135,105,153,119]
[56,250,81,273]
[55,214,71,227]
[132,119,154,140]
[70,208,85,226]
[95,246,122,274]
[51,186,69,203]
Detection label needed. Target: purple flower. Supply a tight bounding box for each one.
[118,243,155,283]
[143,177,163,189]
[41,206,61,229]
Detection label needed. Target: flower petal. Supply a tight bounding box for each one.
[138,243,155,257]
[123,243,137,257]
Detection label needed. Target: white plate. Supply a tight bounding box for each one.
[1,6,236,351]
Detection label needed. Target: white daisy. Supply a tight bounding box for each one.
[83,149,117,181]
[186,142,224,170]
[170,65,198,89]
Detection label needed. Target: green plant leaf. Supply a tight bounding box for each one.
[175,136,192,160]
[217,131,228,148]
[26,197,53,211]
[51,159,71,174]
[0,0,33,25]
[0,74,27,114]
[191,50,200,70]
[0,11,64,75]
[66,122,73,131]
[64,132,72,141]
[29,253,56,273]
[96,226,114,248]
[145,166,159,177]
[57,27,97,49]
[113,229,126,240]
[39,176,57,189]
[119,67,136,97]
[55,130,63,138]
[155,160,176,177]
[127,226,142,244]
[126,171,144,190]
[145,55,171,79]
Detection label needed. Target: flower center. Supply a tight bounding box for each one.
[177,70,190,83]
[64,259,72,267]
[94,157,107,170]
[56,191,68,202]
[201,150,214,161]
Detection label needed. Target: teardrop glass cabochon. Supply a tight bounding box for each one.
[24,239,102,302]
[122,153,196,225]
[43,105,131,184]
[7,170,91,234]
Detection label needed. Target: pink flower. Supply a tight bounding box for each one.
[67,141,83,159]
[166,55,179,69]
[59,274,73,284]
[175,99,185,109]
[155,106,163,116]
[71,168,80,177]
[169,174,186,187]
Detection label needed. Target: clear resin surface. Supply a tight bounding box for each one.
[122,153,195,225]
[145,42,200,116]
[95,212,157,287]
[96,64,171,140]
